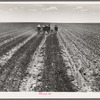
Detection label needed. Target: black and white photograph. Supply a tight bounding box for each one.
[0,1,100,94]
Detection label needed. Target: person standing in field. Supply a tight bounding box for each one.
[45,24,51,34]
[54,25,58,34]
[37,24,41,34]
[45,25,48,34]
[42,25,45,34]
[48,24,51,34]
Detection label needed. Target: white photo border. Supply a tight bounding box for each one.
[0,1,100,99]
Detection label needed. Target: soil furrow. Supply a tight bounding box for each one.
[0,33,36,67]
[19,35,47,91]
[0,35,29,57]
[40,34,77,92]
[0,29,34,47]
[0,34,44,91]
[58,29,98,91]
[0,26,32,39]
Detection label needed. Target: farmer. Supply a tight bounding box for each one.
[47,24,50,34]
[54,25,58,34]
[42,25,45,34]
[37,24,41,34]
[45,25,48,34]
[51,29,53,34]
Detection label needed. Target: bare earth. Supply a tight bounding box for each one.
[0,23,100,92]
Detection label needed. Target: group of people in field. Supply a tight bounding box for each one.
[37,24,58,34]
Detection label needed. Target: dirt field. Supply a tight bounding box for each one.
[0,23,100,92]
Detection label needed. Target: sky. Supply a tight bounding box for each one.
[0,2,100,23]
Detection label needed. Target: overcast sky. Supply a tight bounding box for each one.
[0,2,100,23]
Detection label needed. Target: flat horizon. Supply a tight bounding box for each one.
[0,2,100,23]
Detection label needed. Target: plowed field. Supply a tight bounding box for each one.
[0,23,100,92]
